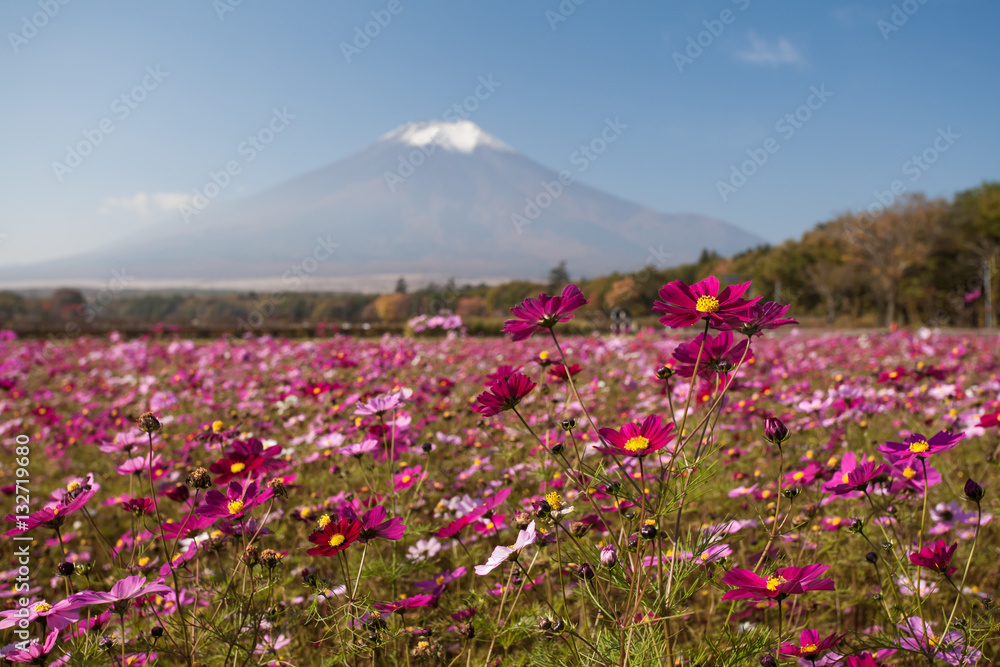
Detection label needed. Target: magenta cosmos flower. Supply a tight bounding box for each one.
[670,331,752,379]
[780,629,844,660]
[653,276,760,329]
[879,431,963,465]
[306,518,361,557]
[721,301,797,336]
[824,461,889,496]
[502,284,589,341]
[474,373,536,416]
[721,564,834,601]
[209,437,284,484]
[196,479,274,521]
[339,504,406,542]
[596,414,676,458]
[908,539,957,576]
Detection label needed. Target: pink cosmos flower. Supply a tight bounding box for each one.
[720,564,834,601]
[5,630,67,665]
[392,466,425,492]
[670,331,752,379]
[502,284,590,341]
[474,373,536,416]
[779,628,844,660]
[824,461,889,496]
[721,301,797,336]
[897,616,981,665]
[196,479,274,521]
[339,504,406,542]
[475,521,537,575]
[77,575,173,611]
[879,431,963,465]
[0,595,92,632]
[596,415,676,458]
[209,437,284,484]
[908,539,958,576]
[653,276,760,329]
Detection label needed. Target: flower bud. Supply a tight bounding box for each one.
[782,488,800,499]
[848,517,864,533]
[186,467,212,490]
[421,442,434,453]
[57,561,75,577]
[550,619,564,634]
[458,622,475,639]
[137,411,161,433]
[763,418,789,445]
[964,479,984,503]
[550,442,565,455]
[561,418,576,431]
[150,626,164,638]
[600,544,618,568]
[655,365,674,380]
[865,551,878,565]
[538,618,552,631]
[639,521,658,540]
[577,563,595,581]
[760,654,777,667]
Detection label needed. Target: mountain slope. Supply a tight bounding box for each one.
[1,121,765,288]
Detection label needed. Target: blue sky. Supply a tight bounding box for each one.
[1,0,998,267]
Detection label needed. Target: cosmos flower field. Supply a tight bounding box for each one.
[0,279,998,666]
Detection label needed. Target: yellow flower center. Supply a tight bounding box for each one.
[539,351,549,360]
[212,420,224,433]
[765,575,786,592]
[318,514,332,528]
[401,475,412,484]
[138,557,150,567]
[328,534,345,547]
[230,462,246,474]
[66,481,80,492]
[623,436,650,452]
[927,633,939,647]
[800,644,818,653]
[228,500,245,514]
[34,602,52,613]
[301,508,314,519]
[546,491,563,511]
[909,440,929,453]
[435,575,445,585]
[695,295,720,313]
[903,467,917,479]
[841,473,850,483]
[793,472,805,481]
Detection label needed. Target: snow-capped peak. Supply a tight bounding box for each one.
[379,120,514,154]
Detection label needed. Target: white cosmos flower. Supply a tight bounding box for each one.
[475,521,537,576]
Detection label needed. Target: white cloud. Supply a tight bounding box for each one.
[98,191,192,217]
[736,32,803,66]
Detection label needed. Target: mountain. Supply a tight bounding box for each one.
[0,121,765,292]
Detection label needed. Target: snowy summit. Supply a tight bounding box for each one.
[378,120,514,154]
